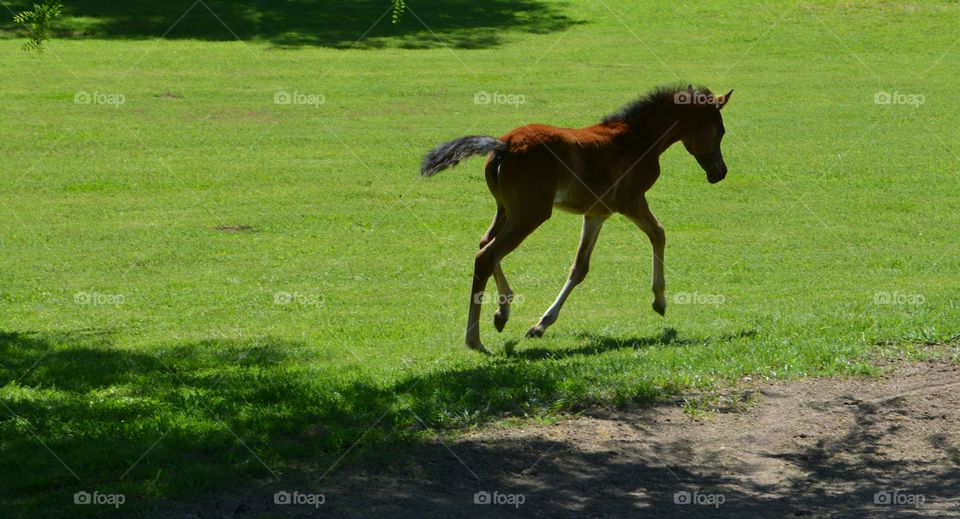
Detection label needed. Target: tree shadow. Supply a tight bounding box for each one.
[762,396,960,516]
[228,375,957,518]
[0,330,319,515]
[0,328,656,515]
[1,0,580,49]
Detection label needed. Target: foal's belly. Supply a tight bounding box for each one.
[552,185,615,215]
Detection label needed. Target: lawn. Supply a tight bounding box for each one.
[1,0,958,516]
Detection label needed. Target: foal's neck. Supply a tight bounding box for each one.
[631,105,698,156]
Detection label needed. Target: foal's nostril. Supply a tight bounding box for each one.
[708,166,727,184]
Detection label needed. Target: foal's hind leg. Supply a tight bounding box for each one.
[466,216,546,353]
[479,207,515,332]
[527,215,606,338]
[624,197,667,315]
[492,267,513,332]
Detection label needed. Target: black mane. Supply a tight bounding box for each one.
[602,84,714,124]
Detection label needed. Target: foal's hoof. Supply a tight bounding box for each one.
[652,300,666,316]
[465,341,492,355]
[526,325,545,339]
[493,311,509,333]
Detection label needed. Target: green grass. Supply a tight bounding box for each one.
[2,0,959,515]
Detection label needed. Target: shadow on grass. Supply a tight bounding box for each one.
[0,0,580,49]
[0,326,738,516]
[157,364,960,517]
[507,327,760,361]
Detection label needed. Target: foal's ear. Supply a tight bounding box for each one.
[717,89,733,110]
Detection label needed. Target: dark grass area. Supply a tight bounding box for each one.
[0,0,579,48]
[0,328,676,516]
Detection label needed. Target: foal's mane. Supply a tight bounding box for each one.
[601,84,714,124]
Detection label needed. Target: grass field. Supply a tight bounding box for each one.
[1,0,959,516]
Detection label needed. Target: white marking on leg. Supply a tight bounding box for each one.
[540,278,575,327]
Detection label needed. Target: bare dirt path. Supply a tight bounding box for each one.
[173,361,960,518]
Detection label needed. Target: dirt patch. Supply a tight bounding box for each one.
[215,225,256,233]
[163,361,960,518]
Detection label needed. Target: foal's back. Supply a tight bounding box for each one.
[495,122,635,216]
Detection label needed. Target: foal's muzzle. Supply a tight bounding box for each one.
[695,151,727,184]
[708,163,727,184]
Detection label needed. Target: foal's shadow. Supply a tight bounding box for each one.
[505,327,759,361]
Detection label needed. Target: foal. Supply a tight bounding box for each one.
[421,85,733,353]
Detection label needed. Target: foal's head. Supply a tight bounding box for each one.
[603,85,734,183]
[676,86,733,184]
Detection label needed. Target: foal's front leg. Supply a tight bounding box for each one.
[527,215,606,338]
[625,198,667,315]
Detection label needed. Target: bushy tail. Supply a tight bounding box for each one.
[420,135,506,177]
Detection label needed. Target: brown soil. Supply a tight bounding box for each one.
[215,225,256,233]
[166,361,960,518]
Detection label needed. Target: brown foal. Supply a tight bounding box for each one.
[421,85,733,354]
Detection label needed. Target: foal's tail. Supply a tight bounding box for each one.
[420,135,506,177]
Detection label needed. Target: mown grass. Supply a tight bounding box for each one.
[1,0,958,515]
